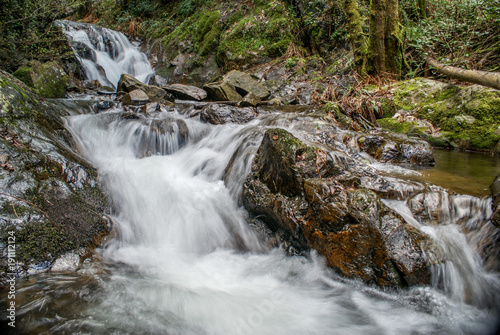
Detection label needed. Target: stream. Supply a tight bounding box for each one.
[1,21,499,334]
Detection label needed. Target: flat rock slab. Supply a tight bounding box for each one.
[164,84,207,101]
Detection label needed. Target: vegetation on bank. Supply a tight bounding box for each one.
[1,0,499,152]
[1,0,499,76]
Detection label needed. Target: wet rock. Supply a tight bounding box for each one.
[200,104,257,124]
[122,89,150,106]
[13,60,69,98]
[117,73,143,93]
[163,83,207,101]
[70,41,96,61]
[135,119,189,158]
[203,80,242,101]
[243,128,435,287]
[96,100,114,111]
[0,70,110,275]
[358,134,435,166]
[491,175,500,228]
[51,251,81,272]
[239,92,261,107]
[141,102,162,115]
[82,80,102,89]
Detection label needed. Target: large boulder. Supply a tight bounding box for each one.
[200,104,257,124]
[163,84,207,101]
[243,128,436,287]
[0,71,110,276]
[13,61,69,98]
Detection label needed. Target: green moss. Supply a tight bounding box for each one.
[2,221,74,268]
[12,65,33,87]
[380,97,396,118]
[322,102,353,128]
[391,79,500,152]
[217,14,292,66]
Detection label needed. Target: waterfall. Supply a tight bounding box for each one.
[8,22,499,334]
[56,20,154,89]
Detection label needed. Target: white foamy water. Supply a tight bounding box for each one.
[57,20,153,88]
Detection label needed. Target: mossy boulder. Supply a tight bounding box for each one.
[0,70,110,275]
[13,61,69,99]
[390,78,500,153]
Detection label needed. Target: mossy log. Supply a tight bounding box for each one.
[427,57,500,90]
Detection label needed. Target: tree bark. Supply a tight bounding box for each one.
[427,57,500,90]
[368,0,386,74]
[384,0,402,76]
[367,0,402,77]
[343,0,367,75]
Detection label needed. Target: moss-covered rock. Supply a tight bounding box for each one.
[392,78,500,153]
[13,61,69,99]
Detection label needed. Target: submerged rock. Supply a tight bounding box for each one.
[0,71,110,276]
[135,119,189,158]
[243,128,436,287]
[200,104,257,124]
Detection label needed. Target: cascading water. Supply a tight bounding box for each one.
[5,22,499,334]
[56,20,154,88]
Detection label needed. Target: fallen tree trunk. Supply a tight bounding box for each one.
[427,57,500,90]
